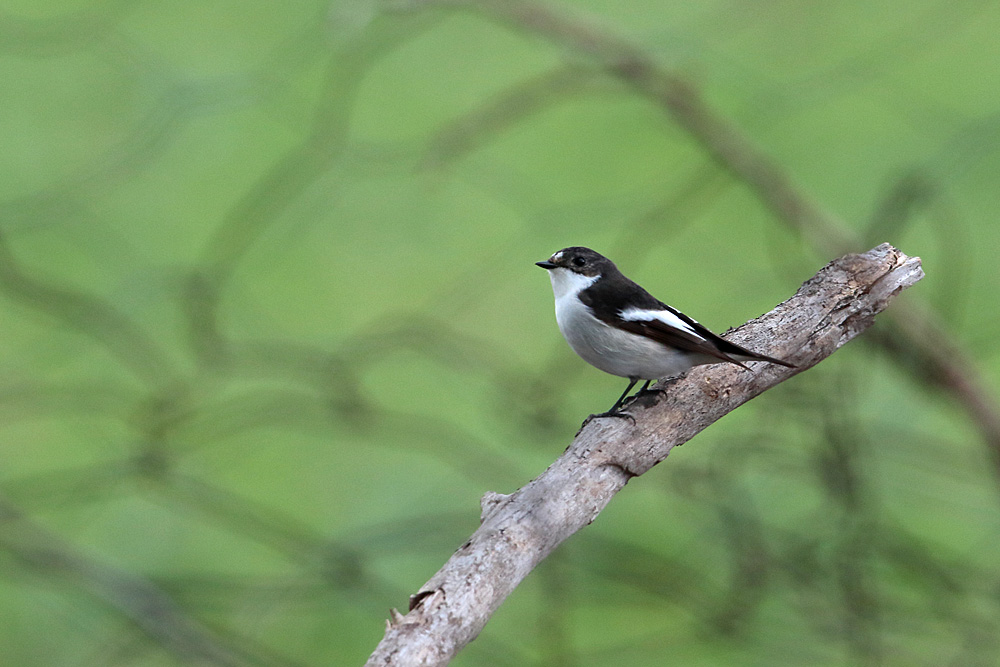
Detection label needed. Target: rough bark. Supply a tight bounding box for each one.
[365,244,923,666]
[412,0,1000,492]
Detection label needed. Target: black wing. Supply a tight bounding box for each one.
[581,272,794,368]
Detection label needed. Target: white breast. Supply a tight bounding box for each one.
[547,268,701,380]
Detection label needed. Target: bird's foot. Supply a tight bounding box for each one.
[635,386,667,400]
[579,409,636,432]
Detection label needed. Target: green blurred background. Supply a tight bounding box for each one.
[1,1,999,665]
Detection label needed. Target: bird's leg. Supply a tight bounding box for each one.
[608,378,640,413]
[635,379,666,398]
[582,379,639,428]
[614,380,668,416]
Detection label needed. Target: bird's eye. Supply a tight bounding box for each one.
[572,256,587,267]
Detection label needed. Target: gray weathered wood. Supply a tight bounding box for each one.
[365,244,923,666]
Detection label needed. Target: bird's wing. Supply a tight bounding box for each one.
[578,270,794,369]
[616,305,795,368]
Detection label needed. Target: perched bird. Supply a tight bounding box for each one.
[536,246,794,420]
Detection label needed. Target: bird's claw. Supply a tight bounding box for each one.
[634,386,666,401]
[579,410,636,431]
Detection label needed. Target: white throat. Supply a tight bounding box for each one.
[547,267,598,301]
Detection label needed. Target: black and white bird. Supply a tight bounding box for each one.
[536,246,794,420]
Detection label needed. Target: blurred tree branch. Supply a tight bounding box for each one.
[0,228,175,386]
[0,497,292,667]
[403,0,1000,492]
[365,244,923,666]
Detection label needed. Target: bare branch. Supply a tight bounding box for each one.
[407,0,1000,490]
[365,244,923,666]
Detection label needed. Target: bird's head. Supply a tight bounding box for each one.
[535,246,614,278]
[536,247,618,299]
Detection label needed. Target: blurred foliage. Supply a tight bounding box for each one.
[1,0,999,665]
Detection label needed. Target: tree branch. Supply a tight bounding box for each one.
[403,0,1000,494]
[365,244,923,666]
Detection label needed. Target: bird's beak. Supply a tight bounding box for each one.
[536,260,557,269]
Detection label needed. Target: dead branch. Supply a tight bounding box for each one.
[403,0,1000,494]
[365,244,923,666]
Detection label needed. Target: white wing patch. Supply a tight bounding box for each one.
[619,307,706,340]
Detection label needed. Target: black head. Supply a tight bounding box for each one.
[535,247,616,278]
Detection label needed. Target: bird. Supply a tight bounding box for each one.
[536,246,795,421]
